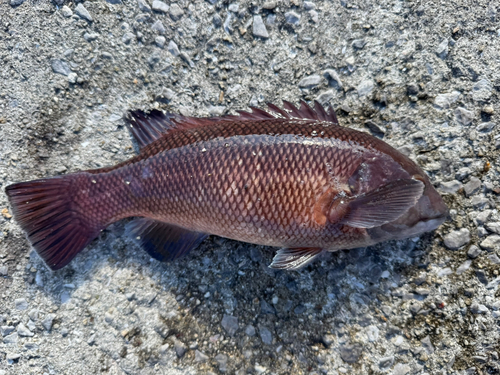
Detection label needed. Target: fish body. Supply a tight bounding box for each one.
[5,101,448,270]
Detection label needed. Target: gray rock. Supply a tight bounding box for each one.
[352,39,367,50]
[340,343,363,363]
[472,79,492,101]
[155,36,166,48]
[262,1,277,9]
[393,364,411,375]
[151,20,165,34]
[51,60,71,76]
[0,265,7,276]
[122,33,135,44]
[42,313,56,331]
[194,350,209,362]
[473,210,491,225]
[258,325,273,344]
[83,33,99,42]
[357,80,374,97]
[443,228,470,249]
[168,41,180,56]
[260,300,276,314]
[68,72,78,84]
[180,52,194,68]
[252,16,269,39]
[436,39,449,58]
[221,314,238,336]
[3,332,18,344]
[75,4,93,22]
[470,303,489,314]
[10,0,25,5]
[174,340,187,358]
[215,353,228,372]
[420,335,435,354]
[480,235,500,250]
[378,356,394,368]
[471,196,489,209]
[298,75,322,89]
[434,91,460,109]
[456,260,472,275]
[1,325,15,336]
[152,0,169,13]
[315,90,335,105]
[455,107,474,126]
[323,69,343,88]
[464,177,482,197]
[17,323,34,337]
[439,180,462,194]
[61,5,73,17]
[245,325,256,336]
[488,253,500,264]
[476,122,495,133]
[285,11,301,25]
[486,222,500,234]
[15,298,28,310]
[468,245,482,258]
[137,0,151,12]
[135,13,150,23]
[169,4,184,20]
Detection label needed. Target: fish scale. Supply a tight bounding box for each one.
[5,101,447,270]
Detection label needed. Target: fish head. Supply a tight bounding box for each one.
[382,173,448,239]
[343,151,448,242]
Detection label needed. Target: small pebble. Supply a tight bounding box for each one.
[259,325,273,345]
[221,314,238,336]
[443,228,470,249]
[245,325,256,336]
[455,107,474,126]
[15,298,28,310]
[42,313,56,331]
[195,350,209,362]
[152,0,169,13]
[468,245,482,259]
[61,5,73,17]
[323,69,343,88]
[75,4,93,22]
[151,20,165,34]
[439,180,462,194]
[168,41,180,56]
[0,265,8,276]
[122,33,135,44]
[298,75,323,89]
[137,0,151,12]
[10,0,25,6]
[174,340,187,358]
[252,16,269,39]
[284,11,301,25]
[436,39,449,58]
[169,3,184,20]
[17,323,34,337]
[434,91,460,109]
[155,36,166,48]
[480,235,500,250]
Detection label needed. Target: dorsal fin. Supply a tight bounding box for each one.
[125,101,339,151]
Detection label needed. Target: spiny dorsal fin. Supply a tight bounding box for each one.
[125,101,339,151]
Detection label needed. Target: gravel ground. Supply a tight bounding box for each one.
[1,0,500,374]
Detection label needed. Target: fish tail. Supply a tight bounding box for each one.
[5,174,103,270]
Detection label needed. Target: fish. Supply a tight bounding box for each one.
[5,101,448,271]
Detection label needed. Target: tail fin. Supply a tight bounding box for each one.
[5,175,101,270]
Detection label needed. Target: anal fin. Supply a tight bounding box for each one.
[269,248,323,270]
[126,218,208,262]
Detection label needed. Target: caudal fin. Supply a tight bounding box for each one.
[5,175,101,270]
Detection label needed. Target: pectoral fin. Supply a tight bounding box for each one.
[342,179,424,228]
[269,247,323,270]
[126,218,208,262]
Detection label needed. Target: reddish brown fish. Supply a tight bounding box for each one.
[5,101,448,270]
